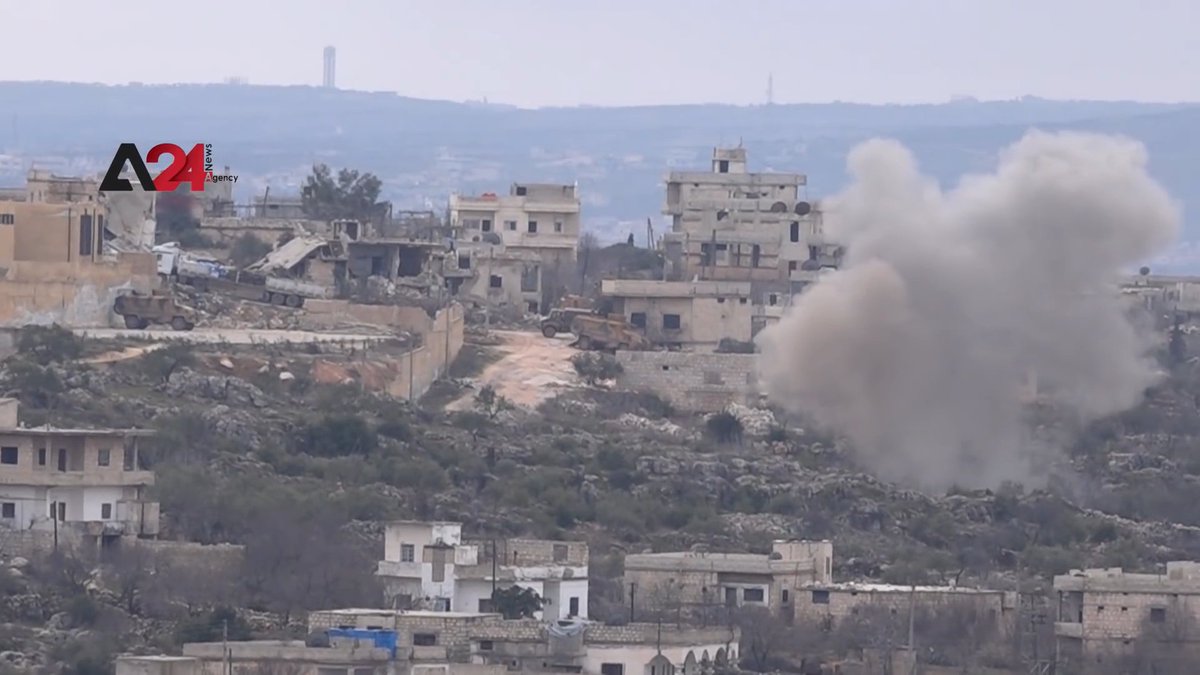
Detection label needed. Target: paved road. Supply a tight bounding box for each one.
[75,328,394,345]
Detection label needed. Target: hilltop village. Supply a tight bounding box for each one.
[1,147,1199,675]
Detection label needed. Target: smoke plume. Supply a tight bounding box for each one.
[756,131,1181,491]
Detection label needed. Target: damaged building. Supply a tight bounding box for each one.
[599,148,841,349]
[0,169,156,252]
[449,183,581,312]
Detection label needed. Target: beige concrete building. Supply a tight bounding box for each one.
[0,398,159,542]
[445,244,544,315]
[661,148,840,284]
[14,169,157,251]
[795,581,1018,635]
[623,540,832,620]
[308,609,738,675]
[449,183,580,311]
[1054,562,1200,674]
[376,521,589,620]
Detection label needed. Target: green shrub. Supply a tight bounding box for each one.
[297,415,377,457]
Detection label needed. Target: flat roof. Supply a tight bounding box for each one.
[801,582,1007,595]
[384,520,463,527]
[321,608,500,619]
[0,426,154,437]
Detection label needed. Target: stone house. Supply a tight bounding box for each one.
[622,540,833,621]
[1054,562,1200,674]
[376,521,589,620]
[0,398,159,545]
[307,609,738,675]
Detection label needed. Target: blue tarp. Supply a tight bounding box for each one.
[326,628,398,659]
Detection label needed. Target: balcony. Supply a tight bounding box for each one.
[1055,622,1083,639]
[0,469,155,487]
[377,560,423,578]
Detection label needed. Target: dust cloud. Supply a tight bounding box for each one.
[756,131,1181,491]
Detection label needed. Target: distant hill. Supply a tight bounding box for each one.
[1,81,1197,269]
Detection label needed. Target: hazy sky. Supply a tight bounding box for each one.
[1,0,1197,107]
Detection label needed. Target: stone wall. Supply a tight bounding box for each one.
[303,301,465,401]
[615,351,759,412]
[141,540,245,577]
[0,254,157,328]
[0,527,54,559]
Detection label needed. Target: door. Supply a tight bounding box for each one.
[57,448,67,472]
[569,597,579,617]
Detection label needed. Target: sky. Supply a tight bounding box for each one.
[0,0,1197,107]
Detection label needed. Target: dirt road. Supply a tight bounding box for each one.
[448,330,579,410]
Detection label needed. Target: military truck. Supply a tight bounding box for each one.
[113,292,197,331]
[540,306,597,338]
[569,314,653,352]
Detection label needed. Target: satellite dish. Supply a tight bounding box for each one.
[482,232,502,245]
[800,259,821,271]
[1140,266,1151,276]
[770,201,789,213]
[795,201,812,216]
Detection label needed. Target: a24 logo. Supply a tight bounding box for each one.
[99,143,235,192]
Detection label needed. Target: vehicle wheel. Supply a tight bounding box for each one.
[136,318,150,330]
[261,291,273,303]
[285,294,303,308]
[123,315,141,329]
[541,324,557,338]
[171,316,189,331]
[271,293,287,306]
[114,297,127,313]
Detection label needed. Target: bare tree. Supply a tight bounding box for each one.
[104,544,156,615]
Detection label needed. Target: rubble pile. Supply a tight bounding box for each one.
[175,284,305,330]
[718,403,777,436]
[614,413,692,438]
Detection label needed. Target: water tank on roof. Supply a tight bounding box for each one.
[795,202,812,216]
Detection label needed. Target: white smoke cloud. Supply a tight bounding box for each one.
[756,131,1182,491]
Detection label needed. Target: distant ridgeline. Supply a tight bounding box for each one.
[1,82,1198,263]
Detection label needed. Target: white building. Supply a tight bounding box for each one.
[376,521,589,620]
[0,398,158,541]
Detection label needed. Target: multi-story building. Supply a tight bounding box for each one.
[623,540,833,620]
[795,581,1018,634]
[661,147,840,284]
[0,398,159,541]
[448,183,581,312]
[1054,562,1200,674]
[376,521,589,620]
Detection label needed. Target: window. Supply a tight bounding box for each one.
[717,297,726,304]
[662,314,681,330]
[37,448,46,466]
[400,544,415,562]
[479,640,494,651]
[630,312,647,328]
[79,214,94,256]
[743,588,765,602]
[1,503,13,518]
[601,664,624,675]
[527,301,539,314]
[101,503,112,519]
[782,589,790,603]
[554,221,563,233]
[811,590,830,604]
[413,633,437,646]
[553,543,568,562]
[0,214,13,225]
[515,186,528,196]
[808,245,820,261]
[505,220,517,231]
[489,275,503,289]
[718,160,729,173]
[0,447,16,465]
[751,245,761,267]
[481,219,492,232]
[98,449,110,467]
[739,297,747,304]
[788,261,798,273]
[569,597,579,617]
[528,220,538,233]
[790,221,800,243]
[51,502,65,521]
[1151,607,1167,623]
[458,254,470,269]
[769,293,778,306]
[478,599,496,613]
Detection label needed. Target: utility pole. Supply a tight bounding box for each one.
[491,538,497,601]
[907,584,917,675]
[222,619,230,675]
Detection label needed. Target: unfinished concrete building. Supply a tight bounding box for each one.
[376,521,589,620]
[449,183,580,312]
[623,540,833,621]
[0,398,159,544]
[0,169,156,252]
[1054,562,1200,674]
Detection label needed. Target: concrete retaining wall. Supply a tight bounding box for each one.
[0,254,157,328]
[615,351,759,412]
